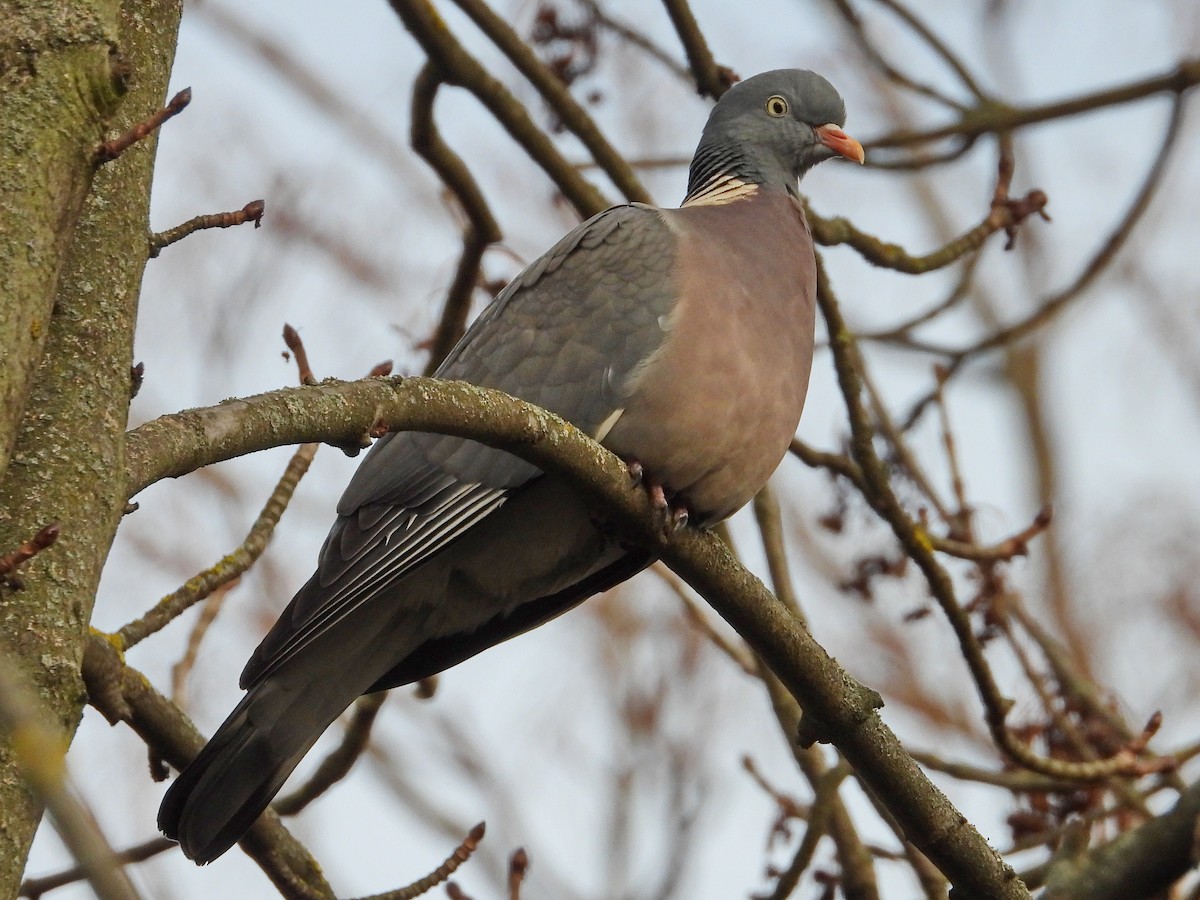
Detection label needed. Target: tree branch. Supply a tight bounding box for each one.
[868,54,1200,149]
[388,0,610,218]
[660,0,735,98]
[410,65,503,372]
[81,635,334,898]
[1039,777,1200,900]
[447,0,651,204]
[122,375,1026,897]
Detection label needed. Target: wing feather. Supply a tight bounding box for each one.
[243,203,680,687]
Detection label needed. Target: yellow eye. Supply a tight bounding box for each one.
[765,95,788,117]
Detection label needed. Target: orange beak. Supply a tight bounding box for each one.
[815,124,865,164]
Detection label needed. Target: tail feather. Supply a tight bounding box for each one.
[158,684,340,863]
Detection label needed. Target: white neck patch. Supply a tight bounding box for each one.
[682,174,759,208]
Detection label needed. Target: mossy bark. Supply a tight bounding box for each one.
[0,0,182,892]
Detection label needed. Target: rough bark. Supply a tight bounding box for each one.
[0,0,182,892]
[0,0,126,483]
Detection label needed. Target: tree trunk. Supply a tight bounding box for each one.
[0,0,182,892]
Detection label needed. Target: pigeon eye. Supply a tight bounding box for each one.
[765,95,788,117]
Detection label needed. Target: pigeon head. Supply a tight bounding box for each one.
[687,69,864,198]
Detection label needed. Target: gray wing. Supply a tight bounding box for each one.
[241,203,679,688]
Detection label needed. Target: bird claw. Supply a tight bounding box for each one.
[624,458,689,536]
[647,482,669,511]
[625,459,646,486]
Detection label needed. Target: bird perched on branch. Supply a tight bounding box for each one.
[159,68,863,863]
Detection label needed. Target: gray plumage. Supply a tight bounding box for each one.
[159,68,863,863]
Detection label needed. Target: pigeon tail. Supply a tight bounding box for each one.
[158,680,348,863]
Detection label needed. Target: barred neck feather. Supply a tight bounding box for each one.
[683,141,778,207]
[682,173,758,207]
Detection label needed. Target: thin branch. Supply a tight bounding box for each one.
[578,0,690,81]
[0,655,139,900]
[858,253,980,342]
[283,323,318,386]
[147,200,264,258]
[81,636,334,898]
[825,0,967,109]
[655,564,757,675]
[901,92,1186,427]
[761,766,840,900]
[346,823,485,900]
[788,438,864,488]
[806,188,1047,275]
[95,88,191,163]
[870,0,986,99]
[751,487,804,620]
[909,751,1087,794]
[931,507,1052,562]
[170,579,237,707]
[868,55,1200,149]
[507,847,528,900]
[411,65,502,372]
[116,441,316,648]
[659,0,736,98]
[19,837,174,900]
[815,254,1170,782]
[0,523,60,581]
[388,0,609,218]
[447,0,651,204]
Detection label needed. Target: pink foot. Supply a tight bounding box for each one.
[624,459,689,536]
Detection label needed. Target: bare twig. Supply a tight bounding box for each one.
[345,823,485,900]
[115,441,316,649]
[660,0,737,98]
[825,0,967,109]
[411,65,503,372]
[858,253,979,342]
[815,254,1168,782]
[170,580,237,707]
[578,0,690,80]
[871,0,987,99]
[448,0,651,204]
[751,487,804,619]
[81,636,334,896]
[0,655,139,900]
[654,564,757,675]
[868,55,1200,149]
[283,323,317,386]
[96,88,191,163]
[902,92,1186,428]
[806,188,1047,275]
[909,751,1086,794]
[148,200,265,257]
[507,847,528,900]
[789,438,864,488]
[931,507,1053,563]
[388,0,610,218]
[0,523,60,582]
[19,837,174,900]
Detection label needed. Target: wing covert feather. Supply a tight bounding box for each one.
[246,204,679,686]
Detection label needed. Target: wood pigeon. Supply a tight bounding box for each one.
[159,68,863,863]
